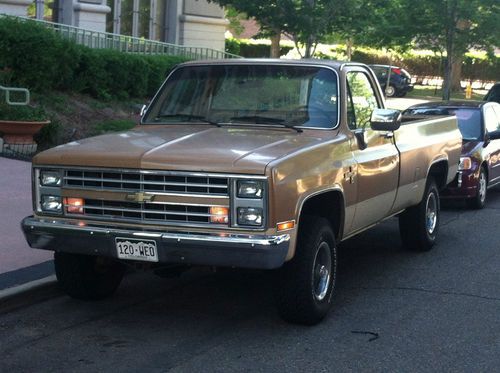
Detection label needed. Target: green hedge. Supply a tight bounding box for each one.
[0,17,188,99]
[226,38,293,58]
[319,47,500,82]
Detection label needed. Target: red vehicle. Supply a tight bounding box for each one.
[404,101,500,208]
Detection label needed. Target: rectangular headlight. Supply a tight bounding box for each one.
[40,170,62,186]
[237,180,264,199]
[41,195,62,213]
[237,207,263,226]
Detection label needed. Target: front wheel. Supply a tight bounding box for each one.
[466,166,487,209]
[275,216,337,325]
[399,179,440,251]
[55,252,125,300]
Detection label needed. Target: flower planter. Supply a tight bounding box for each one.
[0,119,50,155]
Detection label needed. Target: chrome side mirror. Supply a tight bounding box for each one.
[140,104,147,117]
[370,108,402,131]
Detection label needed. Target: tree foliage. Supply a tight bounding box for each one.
[357,0,500,98]
[210,0,356,58]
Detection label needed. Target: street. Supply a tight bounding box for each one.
[1,187,499,371]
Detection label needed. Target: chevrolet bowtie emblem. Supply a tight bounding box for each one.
[125,192,155,203]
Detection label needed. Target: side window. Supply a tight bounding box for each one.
[484,107,500,133]
[346,71,380,130]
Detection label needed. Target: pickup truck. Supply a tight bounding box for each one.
[22,59,462,325]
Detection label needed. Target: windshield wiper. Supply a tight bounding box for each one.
[154,114,221,127]
[230,115,303,133]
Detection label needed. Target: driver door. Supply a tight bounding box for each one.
[346,68,399,232]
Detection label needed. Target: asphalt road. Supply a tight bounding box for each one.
[1,187,499,372]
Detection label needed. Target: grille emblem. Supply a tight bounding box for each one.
[125,192,155,203]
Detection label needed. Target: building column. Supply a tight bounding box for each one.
[148,0,156,40]
[34,0,44,19]
[164,0,182,44]
[73,0,111,32]
[0,0,32,16]
[112,0,121,34]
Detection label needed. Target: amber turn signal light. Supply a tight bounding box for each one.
[64,197,84,214]
[210,206,229,224]
[277,220,295,231]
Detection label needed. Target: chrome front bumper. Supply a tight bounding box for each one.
[21,216,290,269]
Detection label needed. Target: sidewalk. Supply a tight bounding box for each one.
[0,157,53,291]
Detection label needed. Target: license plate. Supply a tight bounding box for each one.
[115,237,158,262]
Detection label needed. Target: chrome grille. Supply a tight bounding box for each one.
[83,199,212,224]
[63,170,229,196]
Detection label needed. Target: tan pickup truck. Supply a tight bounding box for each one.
[22,59,462,325]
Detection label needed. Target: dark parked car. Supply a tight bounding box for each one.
[369,64,413,97]
[484,82,500,103]
[404,101,500,208]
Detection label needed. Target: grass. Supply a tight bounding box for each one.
[407,85,485,101]
[90,119,137,136]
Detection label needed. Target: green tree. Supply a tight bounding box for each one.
[210,0,350,58]
[359,0,500,100]
[208,0,290,57]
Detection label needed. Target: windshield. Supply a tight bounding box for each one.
[143,64,339,129]
[405,107,482,140]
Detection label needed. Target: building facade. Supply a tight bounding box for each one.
[0,0,228,50]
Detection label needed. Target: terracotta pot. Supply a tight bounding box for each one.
[0,119,50,144]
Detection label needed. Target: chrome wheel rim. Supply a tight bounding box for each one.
[386,86,395,97]
[426,191,438,235]
[478,171,487,204]
[313,242,331,301]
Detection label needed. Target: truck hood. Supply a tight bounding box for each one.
[33,125,328,174]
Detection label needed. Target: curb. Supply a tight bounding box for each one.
[0,275,59,313]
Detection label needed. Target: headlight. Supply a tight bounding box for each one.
[41,195,62,213]
[459,157,472,170]
[237,180,264,199]
[237,207,263,226]
[40,170,62,186]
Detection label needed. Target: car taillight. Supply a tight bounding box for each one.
[391,68,402,75]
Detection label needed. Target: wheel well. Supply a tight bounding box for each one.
[299,191,344,240]
[428,160,448,190]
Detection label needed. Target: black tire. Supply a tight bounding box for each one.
[385,84,397,97]
[399,178,440,251]
[466,166,487,209]
[275,216,337,325]
[54,252,125,300]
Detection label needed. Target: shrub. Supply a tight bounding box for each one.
[0,17,187,99]
[0,17,80,91]
[320,45,500,82]
[225,38,293,58]
[34,120,63,151]
[0,101,48,121]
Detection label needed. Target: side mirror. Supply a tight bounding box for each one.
[488,130,500,140]
[140,104,147,117]
[370,108,402,131]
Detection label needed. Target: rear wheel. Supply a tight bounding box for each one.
[385,84,396,97]
[466,166,487,209]
[275,216,337,325]
[55,252,125,300]
[399,178,440,251]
